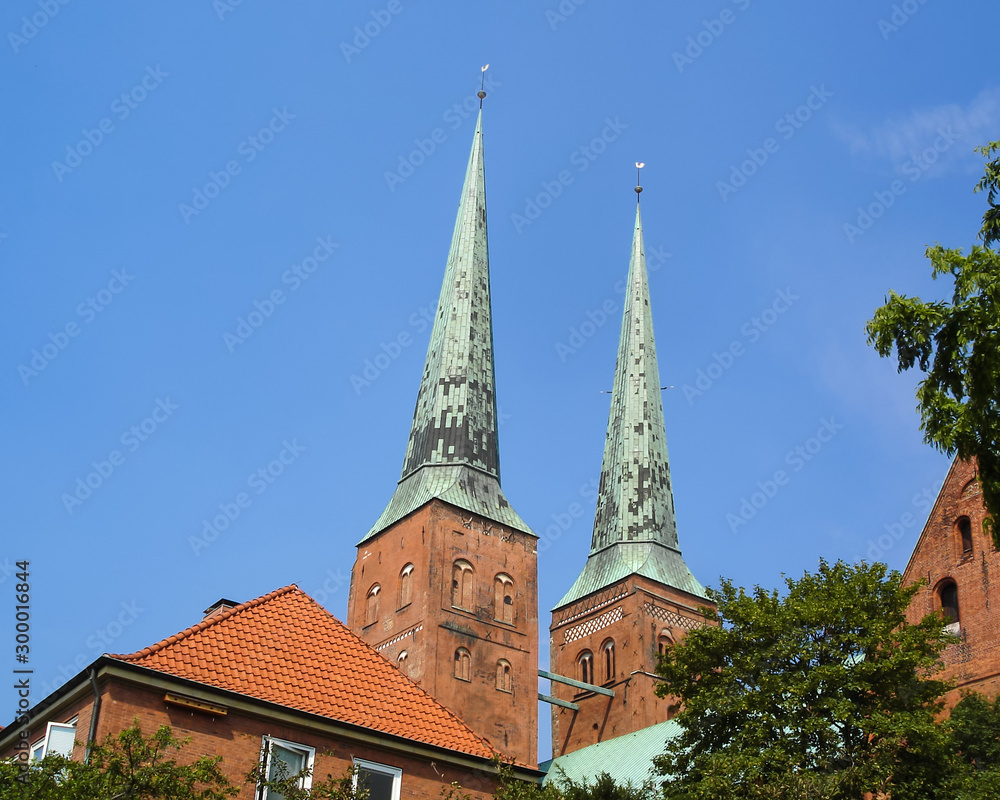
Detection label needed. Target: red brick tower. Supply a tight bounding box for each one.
[548,189,715,757]
[903,458,1000,702]
[347,102,538,764]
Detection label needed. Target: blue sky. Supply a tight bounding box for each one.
[3,0,997,761]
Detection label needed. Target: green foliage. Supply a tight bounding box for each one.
[247,759,365,800]
[555,772,656,800]
[492,761,562,800]
[948,691,1000,767]
[941,692,1000,799]
[492,762,654,800]
[1,721,369,800]
[867,139,1000,544]
[0,720,237,799]
[653,560,953,800]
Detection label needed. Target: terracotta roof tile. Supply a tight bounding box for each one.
[110,586,495,759]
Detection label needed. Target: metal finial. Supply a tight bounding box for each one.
[478,64,489,107]
[635,162,645,197]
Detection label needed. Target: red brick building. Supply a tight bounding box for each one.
[346,109,537,765]
[903,458,1000,701]
[1,586,539,798]
[548,200,715,758]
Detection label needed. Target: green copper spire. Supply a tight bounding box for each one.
[362,111,532,543]
[555,200,706,608]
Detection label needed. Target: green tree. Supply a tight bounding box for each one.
[867,139,1000,544]
[492,762,654,800]
[0,721,237,799]
[653,560,953,800]
[943,692,1000,800]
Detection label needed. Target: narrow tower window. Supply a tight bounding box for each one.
[578,650,594,686]
[494,574,514,624]
[957,516,973,555]
[452,560,474,610]
[939,580,960,626]
[365,584,381,626]
[398,564,414,608]
[496,659,512,692]
[657,631,674,656]
[397,650,408,670]
[454,648,471,681]
[601,639,615,682]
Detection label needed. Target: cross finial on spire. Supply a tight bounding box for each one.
[478,64,489,108]
[635,162,645,200]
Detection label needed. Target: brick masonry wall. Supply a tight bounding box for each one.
[548,577,715,757]
[348,499,539,764]
[904,459,1000,704]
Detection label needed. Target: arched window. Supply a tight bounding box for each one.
[601,639,615,682]
[494,574,514,624]
[578,650,594,686]
[398,564,414,608]
[397,650,408,670]
[957,517,973,555]
[454,648,471,681]
[939,580,960,625]
[496,659,512,693]
[452,560,474,610]
[657,631,674,656]
[365,584,381,626]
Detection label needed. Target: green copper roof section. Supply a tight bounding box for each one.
[541,719,681,787]
[362,112,532,543]
[555,204,706,608]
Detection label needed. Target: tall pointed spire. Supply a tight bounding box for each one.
[555,185,706,607]
[362,106,531,542]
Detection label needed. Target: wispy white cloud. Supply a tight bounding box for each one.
[833,88,1000,179]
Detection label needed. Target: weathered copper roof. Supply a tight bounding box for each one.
[363,111,532,541]
[542,719,681,787]
[556,204,706,609]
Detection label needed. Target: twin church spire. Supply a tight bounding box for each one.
[363,89,703,604]
[351,86,709,762]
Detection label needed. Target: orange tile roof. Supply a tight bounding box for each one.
[111,586,496,759]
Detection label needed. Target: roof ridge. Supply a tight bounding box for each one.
[110,584,299,661]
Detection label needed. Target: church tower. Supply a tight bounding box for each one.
[549,183,714,757]
[347,100,538,764]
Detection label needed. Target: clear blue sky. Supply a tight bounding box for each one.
[3,0,996,761]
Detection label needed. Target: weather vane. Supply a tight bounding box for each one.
[478,64,489,107]
[635,162,645,197]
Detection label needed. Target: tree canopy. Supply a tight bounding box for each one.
[867,140,1000,544]
[653,560,954,800]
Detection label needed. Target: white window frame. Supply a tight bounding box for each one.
[259,735,315,798]
[353,757,402,800]
[30,719,77,761]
